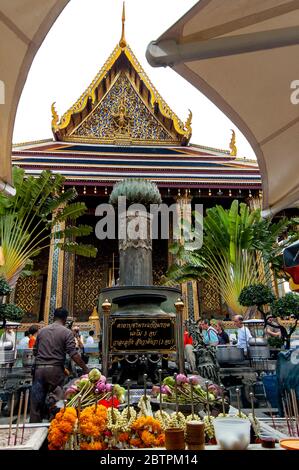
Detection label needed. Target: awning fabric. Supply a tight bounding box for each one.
[0,0,69,188]
[146,0,299,215]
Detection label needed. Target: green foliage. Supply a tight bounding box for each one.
[109,178,162,209]
[271,292,299,319]
[267,336,284,349]
[239,284,275,308]
[0,277,11,296]
[0,303,24,323]
[166,199,298,315]
[0,167,97,285]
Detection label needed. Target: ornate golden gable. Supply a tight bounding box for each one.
[52,5,192,146]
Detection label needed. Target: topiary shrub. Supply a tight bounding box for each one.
[239,284,275,310]
[0,277,12,296]
[0,303,24,325]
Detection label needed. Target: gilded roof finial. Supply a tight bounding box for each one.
[229,129,237,156]
[184,109,193,140]
[119,2,127,48]
[51,102,59,131]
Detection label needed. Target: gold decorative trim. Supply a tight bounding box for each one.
[53,42,192,142]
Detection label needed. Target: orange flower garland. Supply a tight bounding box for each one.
[79,404,107,439]
[130,416,165,448]
[48,407,77,450]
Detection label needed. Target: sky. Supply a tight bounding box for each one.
[13,0,255,159]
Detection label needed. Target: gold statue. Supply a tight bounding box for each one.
[229,129,237,156]
[111,98,132,136]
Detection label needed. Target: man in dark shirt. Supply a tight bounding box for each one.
[30,307,89,423]
[216,321,230,345]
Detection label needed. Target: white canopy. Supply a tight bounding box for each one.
[0,0,69,194]
[146,0,299,215]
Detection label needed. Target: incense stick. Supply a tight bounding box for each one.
[21,389,29,444]
[189,378,194,420]
[14,392,23,446]
[205,381,210,419]
[286,392,295,436]
[174,373,178,417]
[221,385,226,416]
[290,389,299,437]
[7,393,15,446]
[143,374,148,403]
[158,369,162,416]
[282,397,292,436]
[249,392,256,422]
[236,388,241,418]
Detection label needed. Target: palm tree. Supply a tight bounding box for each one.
[0,168,97,287]
[167,200,298,316]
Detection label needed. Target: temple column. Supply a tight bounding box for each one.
[62,251,75,316]
[174,191,200,323]
[44,218,65,323]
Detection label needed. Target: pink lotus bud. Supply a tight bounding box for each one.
[176,374,188,384]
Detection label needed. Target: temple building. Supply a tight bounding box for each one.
[11,8,261,325]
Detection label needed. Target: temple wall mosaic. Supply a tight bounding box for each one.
[72,74,172,142]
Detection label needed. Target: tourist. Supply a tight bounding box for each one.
[72,326,84,353]
[19,330,30,348]
[233,315,252,354]
[30,307,89,423]
[216,321,230,344]
[264,315,281,339]
[201,319,219,346]
[85,330,95,345]
[183,329,197,373]
[28,324,39,348]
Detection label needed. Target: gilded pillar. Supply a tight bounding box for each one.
[174,192,200,323]
[44,219,65,324]
[62,251,76,316]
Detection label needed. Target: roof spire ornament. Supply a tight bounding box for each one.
[119,2,127,49]
[229,129,237,156]
[51,102,59,131]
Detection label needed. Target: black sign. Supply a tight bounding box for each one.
[110,317,176,352]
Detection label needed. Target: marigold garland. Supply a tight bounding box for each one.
[48,407,77,450]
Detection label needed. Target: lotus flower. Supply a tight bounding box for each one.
[151,386,160,396]
[160,385,171,395]
[97,374,106,383]
[176,373,188,384]
[95,382,106,393]
[88,368,101,383]
[189,375,201,385]
[64,385,79,398]
[77,378,89,389]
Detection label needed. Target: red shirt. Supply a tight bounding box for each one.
[184,331,193,346]
[28,336,36,348]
